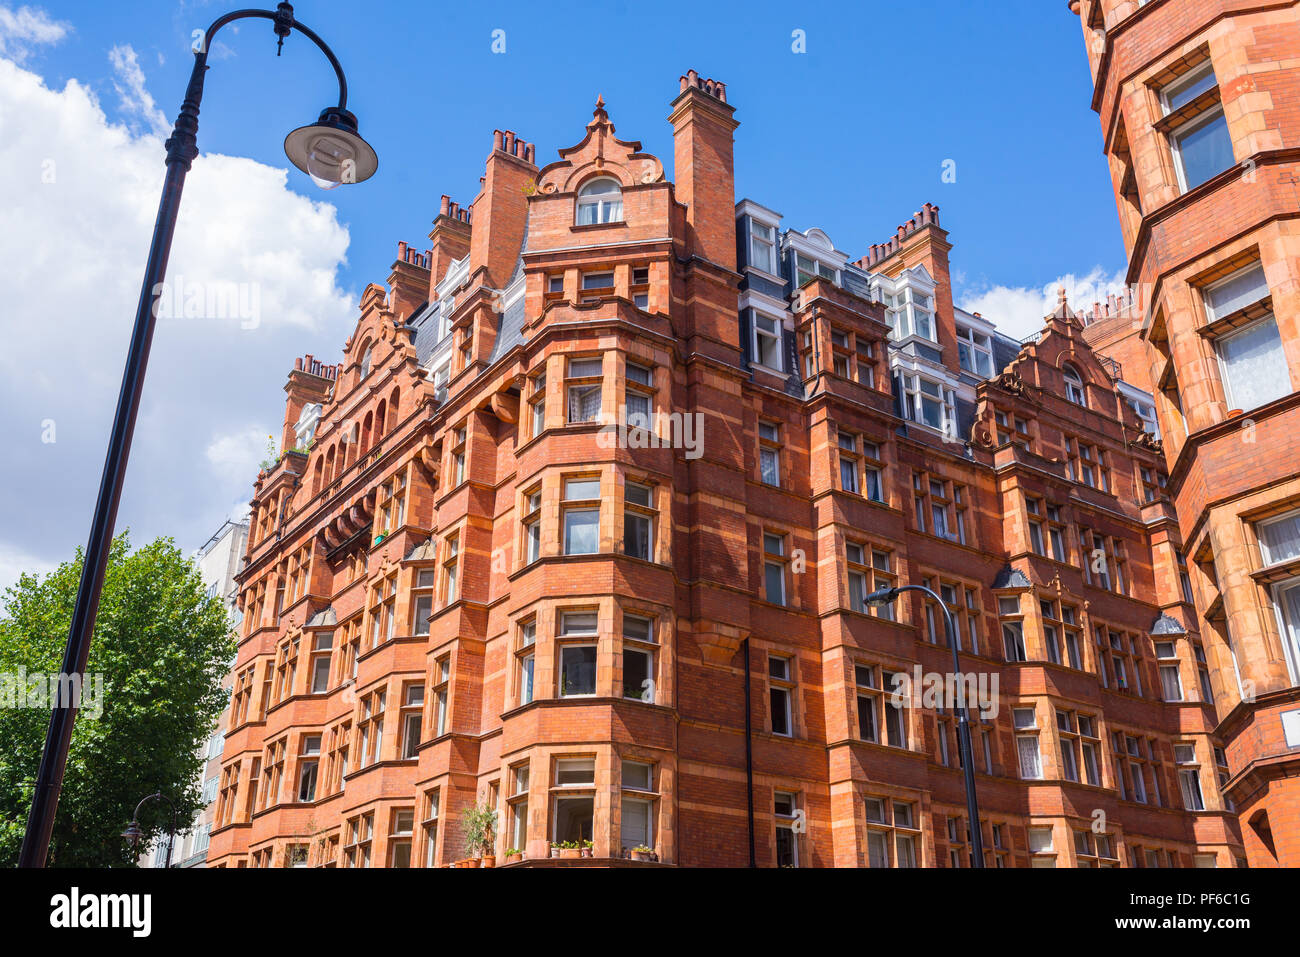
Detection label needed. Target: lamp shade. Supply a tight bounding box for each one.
[284,107,378,189]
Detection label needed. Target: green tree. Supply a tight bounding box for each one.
[0,532,234,866]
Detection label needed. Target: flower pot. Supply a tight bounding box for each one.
[549,846,560,858]
[1228,409,1243,418]
[632,850,653,862]
[580,847,593,858]
[505,853,523,865]
[481,855,496,868]
[560,847,581,860]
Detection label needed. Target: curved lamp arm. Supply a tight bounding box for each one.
[200,4,348,109]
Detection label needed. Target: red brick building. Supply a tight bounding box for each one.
[1069,0,1300,867]
[207,70,1243,868]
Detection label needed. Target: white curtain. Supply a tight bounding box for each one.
[1218,317,1290,411]
[1260,513,1300,565]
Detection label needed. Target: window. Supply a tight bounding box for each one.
[411,568,435,635]
[508,765,529,854]
[1014,707,1041,779]
[1000,596,1027,663]
[752,313,783,370]
[552,758,596,844]
[1214,318,1289,413]
[749,220,777,273]
[559,612,598,697]
[795,253,837,287]
[400,683,424,759]
[763,533,787,605]
[1074,830,1119,868]
[1176,744,1205,811]
[854,664,880,743]
[566,357,604,424]
[1028,827,1056,868]
[1063,364,1086,406]
[774,791,801,867]
[422,789,440,867]
[1159,60,1233,192]
[846,543,870,613]
[622,615,656,702]
[378,472,406,532]
[432,655,450,737]
[838,431,860,494]
[367,573,397,650]
[915,476,966,543]
[343,812,373,868]
[625,362,654,430]
[758,421,781,486]
[957,326,993,377]
[632,267,650,311]
[357,690,385,768]
[529,369,546,438]
[309,632,333,693]
[1027,498,1046,557]
[521,487,542,566]
[901,373,955,434]
[547,274,564,295]
[768,655,794,736]
[922,578,977,652]
[441,531,460,606]
[563,477,601,555]
[884,671,909,748]
[296,735,320,803]
[359,346,372,379]
[1156,641,1183,702]
[862,442,884,503]
[624,482,656,561]
[621,760,655,854]
[864,798,918,867]
[517,619,536,706]
[576,177,623,225]
[1078,714,1101,785]
[1056,711,1081,782]
[389,809,414,867]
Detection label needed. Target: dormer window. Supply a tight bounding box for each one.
[752,312,783,371]
[957,326,993,377]
[576,177,623,225]
[795,254,837,287]
[885,285,935,342]
[1064,364,1087,406]
[749,221,777,273]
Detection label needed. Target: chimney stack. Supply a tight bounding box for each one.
[468,128,537,288]
[669,70,739,270]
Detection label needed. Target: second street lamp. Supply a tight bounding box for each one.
[866,584,987,867]
[18,1,377,869]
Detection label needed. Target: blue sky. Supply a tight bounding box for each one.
[33,0,1123,300]
[0,0,1129,586]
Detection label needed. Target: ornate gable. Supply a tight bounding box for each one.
[534,96,664,195]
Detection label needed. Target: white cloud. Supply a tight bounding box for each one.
[0,47,356,584]
[958,266,1129,341]
[206,426,276,487]
[0,541,58,595]
[108,44,168,135]
[0,4,67,62]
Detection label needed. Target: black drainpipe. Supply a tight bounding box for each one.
[743,637,756,867]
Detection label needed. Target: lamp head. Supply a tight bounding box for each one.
[865,587,900,608]
[284,107,378,189]
[121,820,144,850]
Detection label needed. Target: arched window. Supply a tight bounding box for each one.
[360,345,372,380]
[360,411,373,454]
[576,177,623,226]
[1064,364,1087,407]
[388,387,400,431]
[375,399,387,438]
[312,457,323,497]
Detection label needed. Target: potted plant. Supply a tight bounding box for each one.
[580,839,594,858]
[374,528,389,545]
[631,845,654,862]
[504,847,524,865]
[460,801,497,867]
[558,840,581,860]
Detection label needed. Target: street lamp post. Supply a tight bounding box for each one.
[121,792,179,868]
[18,1,377,869]
[866,584,986,867]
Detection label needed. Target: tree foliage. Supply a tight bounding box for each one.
[0,532,234,866]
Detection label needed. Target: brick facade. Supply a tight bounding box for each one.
[1070,0,1300,867]
[205,68,1244,869]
